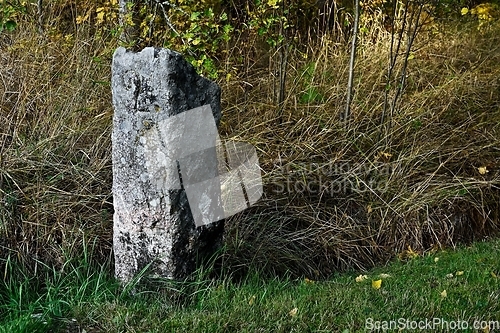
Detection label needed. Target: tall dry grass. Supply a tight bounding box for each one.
[219,22,500,278]
[1,3,499,279]
[0,15,115,272]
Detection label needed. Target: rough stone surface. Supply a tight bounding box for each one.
[111,47,224,284]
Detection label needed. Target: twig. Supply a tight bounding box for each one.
[37,0,43,34]
[344,0,360,123]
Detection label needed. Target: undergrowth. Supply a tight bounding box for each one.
[0,1,500,280]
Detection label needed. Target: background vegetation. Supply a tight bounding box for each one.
[1,0,500,284]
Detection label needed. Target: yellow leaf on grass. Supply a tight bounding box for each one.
[491,271,498,278]
[440,290,447,298]
[399,246,419,260]
[248,295,256,305]
[304,278,315,284]
[434,257,439,263]
[456,271,464,276]
[378,151,393,161]
[372,279,382,290]
[407,246,418,258]
[289,307,298,317]
[461,7,469,15]
[478,166,489,175]
[355,274,368,282]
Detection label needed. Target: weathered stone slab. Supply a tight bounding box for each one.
[111,47,224,283]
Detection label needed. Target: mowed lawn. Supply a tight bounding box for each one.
[1,239,499,332]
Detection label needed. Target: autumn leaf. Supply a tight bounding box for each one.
[76,12,90,25]
[478,166,489,175]
[372,279,382,289]
[434,257,439,263]
[398,246,419,260]
[456,271,464,276]
[440,290,447,298]
[381,152,392,158]
[96,10,105,24]
[355,274,368,282]
[304,278,315,284]
[377,151,393,162]
[289,307,298,317]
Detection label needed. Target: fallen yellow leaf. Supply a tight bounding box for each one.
[380,151,392,159]
[434,257,439,263]
[491,271,497,278]
[440,290,447,298]
[372,279,382,290]
[456,271,464,276]
[289,307,298,317]
[398,245,419,260]
[355,274,368,282]
[304,278,315,284]
[478,166,489,175]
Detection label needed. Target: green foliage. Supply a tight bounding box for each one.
[300,86,324,104]
[0,0,26,33]
[82,0,290,77]
[298,62,325,104]
[248,0,288,47]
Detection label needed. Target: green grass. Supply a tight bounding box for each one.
[1,239,500,332]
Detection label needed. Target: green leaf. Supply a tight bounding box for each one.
[4,20,16,32]
[190,12,201,20]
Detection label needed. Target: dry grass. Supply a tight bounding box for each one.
[1,3,500,280]
[0,17,115,272]
[219,22,500,278]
